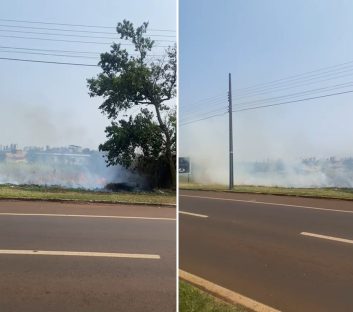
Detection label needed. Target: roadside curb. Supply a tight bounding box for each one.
[0,197,176,208]
[179,270,281,312]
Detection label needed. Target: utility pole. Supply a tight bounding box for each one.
[228,73,234,189]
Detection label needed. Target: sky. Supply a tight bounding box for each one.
[179,0,353,183]
[0,0,176,149]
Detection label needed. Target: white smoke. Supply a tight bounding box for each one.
[0,148,145,190]
[180,116,353,188]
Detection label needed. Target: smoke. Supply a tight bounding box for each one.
[0,101,107,149]
[0,103,146,190]
[234,159,353,188]
[184,153,353,188]
[180,115,353,188]
[0,148,147,190]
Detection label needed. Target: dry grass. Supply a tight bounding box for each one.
[179,182,353,201]
[0,184,176,205]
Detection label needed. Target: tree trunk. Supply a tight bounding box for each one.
[166,148,176,189]
[154,104,176,188]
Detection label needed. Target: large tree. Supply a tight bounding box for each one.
[87,20,176,187]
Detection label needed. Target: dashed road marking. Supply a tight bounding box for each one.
[0,249,160,259]
[301,232,353,244]
[179,211,208,218]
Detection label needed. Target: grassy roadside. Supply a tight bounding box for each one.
[0,184,176,205]
[179,182,353,201]
[179,280,248,312]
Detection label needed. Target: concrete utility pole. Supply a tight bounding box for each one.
[228,73,234,189]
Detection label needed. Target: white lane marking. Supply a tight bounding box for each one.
[181,194,353,214]
[0,212,175,221]
[179,211,208,218]
[180,270,281,312]
[0,249,160,259]
[301,232,353,244]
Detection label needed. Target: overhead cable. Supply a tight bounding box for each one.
[0,24,175,37]
[0,34,171,47]
[0,18,176,32]
[0,56,98,66]
[0,28,175,42]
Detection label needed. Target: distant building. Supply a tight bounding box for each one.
[68,145,83,153]
[5,150,26,162]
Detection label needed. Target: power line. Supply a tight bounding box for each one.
[0,18,176,32]
[234,80,353,109]
[0,45,99,54]
[0,45,166,57]
[186,92,227,105]
[233,60,353,97]
[190,95,227,106]
[182,60,353,126]
[233,66,353,101]
[0,28,175,42]
[181,88,353,127]
[0,52,161,65]
[0,49,99,59]
[182,106,227,121]
[0,56,97,67]
[0,34,171,47]
[233,89,353,112]
[180,112,227,127]
[0,24,175,37]
[233,60,353,94]
[0,34,123,45]
[182,99,227,117]
[181,93,227,114]
[180,93,229,126]
[235,65,353,97]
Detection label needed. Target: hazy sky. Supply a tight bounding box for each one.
[180,0,353,164]
[0,0,176,149]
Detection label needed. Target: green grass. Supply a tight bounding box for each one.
[179,182,353,201]
[0,184,176,205]
[179,280,248,312]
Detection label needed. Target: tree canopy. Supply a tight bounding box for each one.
[87,20,176,188]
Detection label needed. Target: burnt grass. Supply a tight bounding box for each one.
[0,183,174,194]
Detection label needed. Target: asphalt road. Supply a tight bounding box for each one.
[0,200,176,312]
[179,190,353,312]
